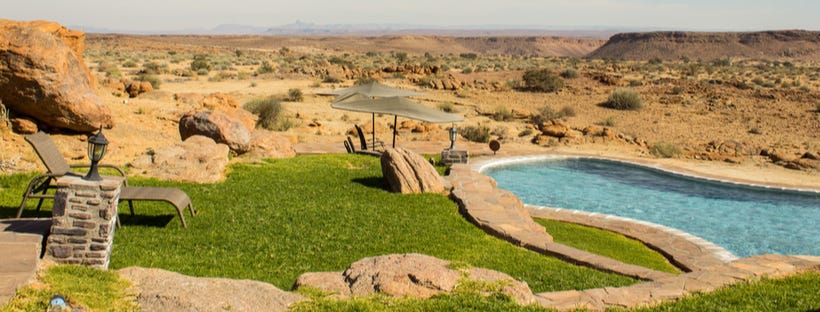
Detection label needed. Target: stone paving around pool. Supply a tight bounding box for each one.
[447,161,820,310]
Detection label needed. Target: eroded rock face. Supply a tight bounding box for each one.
[119,267,306,312]
[0,20,112,133]
[380,148,445,194]
[179,110,252,154]
[294,253,534,305]
[130,135,230,183]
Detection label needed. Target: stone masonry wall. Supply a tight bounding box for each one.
[46,176,123,269]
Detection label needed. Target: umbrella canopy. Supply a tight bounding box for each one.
[332,95,462,123]
[329,81,425,97]
[332,94,463,148]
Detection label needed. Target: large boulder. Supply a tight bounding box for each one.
[119,267,306,312]
[130,135,230,183]
[294,254,534,305]
[243,129,296,160]
[380,148,445,194]
[0,20,112,132]
[179,110,252,154]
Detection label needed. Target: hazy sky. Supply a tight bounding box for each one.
[3,0,818,32]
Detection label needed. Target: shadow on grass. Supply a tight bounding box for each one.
[0,204,53,219]
[117,215,176,228]
[352,177,387,190]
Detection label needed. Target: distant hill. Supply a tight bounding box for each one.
[587,30,820,61]
[87,34,606,57]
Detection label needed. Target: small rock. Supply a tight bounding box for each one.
[10,116,38,134]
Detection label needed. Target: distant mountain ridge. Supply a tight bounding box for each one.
[73,21,633,38]
[587,30,820,61]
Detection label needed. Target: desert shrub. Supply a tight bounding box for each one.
[671,86,684,95]
[600,116,616,127]
[459,53,478,59]
[815,102,820,113]
[650,142,682,158]
[761,81,776,88]
[522,68,564,92]
[208,71,236,82]
[558,106,576,117]
[531,105,563,126]
[603,88,643,110]
[560,68,579,79]
[648,57,663,65]
[394,52,408,63]
[256,61,275,75]
[461,67,473,74]
[243,97,293,131]
[491,106,514,121]
[748,128,763,135]
[354,76,377,86]
[518,128,533,137]
[628,80,643,87]
[505,80,522,89]
[459,125,491,143]
[135,74,161,89]
[752,77,765,86]
[190,54,211,73]
[323,75,341,83]
[287,88,304,102]
[121,60,137,68]
[491,126,507,137]
[141,61,167,75]
[438,102,455,113]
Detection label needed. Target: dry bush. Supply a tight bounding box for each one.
[603,89,643,111]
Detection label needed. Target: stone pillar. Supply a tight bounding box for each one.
[46,175,123,269]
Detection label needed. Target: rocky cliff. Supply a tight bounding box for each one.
[587,30,820,61]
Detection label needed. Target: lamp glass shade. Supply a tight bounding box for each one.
[88,144,107,162]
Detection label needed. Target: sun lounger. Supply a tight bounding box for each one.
[17,132,195,228]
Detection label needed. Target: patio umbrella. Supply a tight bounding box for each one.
[332,95,463,148]
[329,82,426,144]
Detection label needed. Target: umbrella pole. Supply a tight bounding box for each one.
[371,113,375,147]
[392,115,397,148]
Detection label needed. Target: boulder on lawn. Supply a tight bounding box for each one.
[380,148,445,194]
[293,253,534,305]
[0,19,112,133]
[179,110,252,154]
[130,135,230,183]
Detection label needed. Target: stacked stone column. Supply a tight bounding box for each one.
[46,175,123,269]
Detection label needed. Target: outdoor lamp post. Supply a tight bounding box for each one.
[83,126,109,181]
[449,123,457,150]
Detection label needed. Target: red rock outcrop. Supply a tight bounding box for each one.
[0,20,111,132]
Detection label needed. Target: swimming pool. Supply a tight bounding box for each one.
[483,157,820,258]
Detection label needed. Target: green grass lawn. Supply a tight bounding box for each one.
[2,154,635,293]
[2,154,818,311]
[535,219,680,274]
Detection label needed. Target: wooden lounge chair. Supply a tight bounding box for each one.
[344,136,356,153]
[17,132,196,228]
[354,124,385,152]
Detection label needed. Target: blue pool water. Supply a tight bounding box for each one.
[485,158,820,257]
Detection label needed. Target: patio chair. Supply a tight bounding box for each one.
[344,136,356,153]
[16,132,196,228]
[354,124,385,152]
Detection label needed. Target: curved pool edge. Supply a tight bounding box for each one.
[526,204,739,269]
[471,154,820,195]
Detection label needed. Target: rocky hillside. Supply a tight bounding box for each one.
[587,30,820,61]
[87,34,605,57]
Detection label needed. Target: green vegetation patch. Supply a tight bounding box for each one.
[1,265,136,311]
[636,272,820,312]
[535,219,679,274]
[5,155,632,293]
